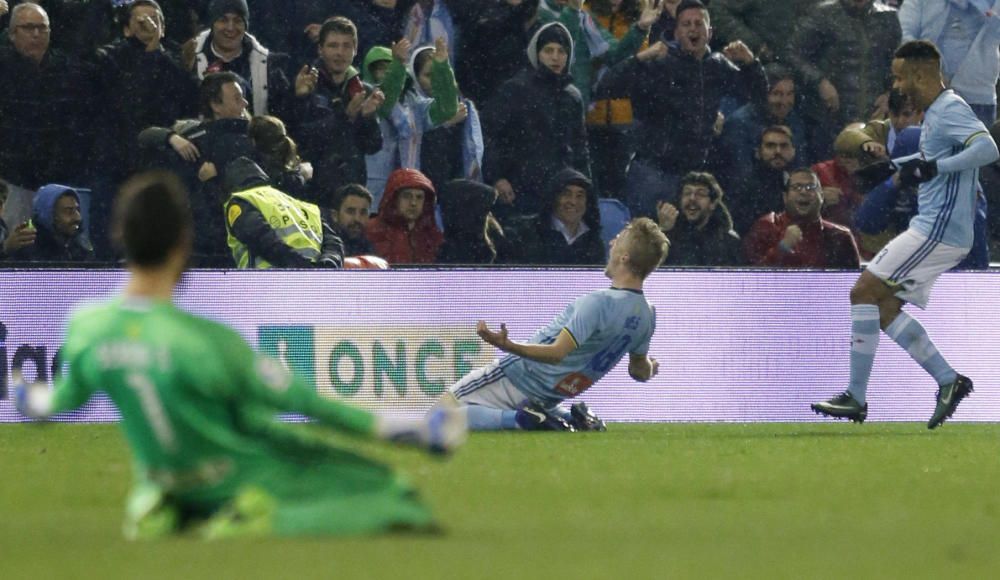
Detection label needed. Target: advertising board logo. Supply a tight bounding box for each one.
[257,326,316,388]
[257,325,494,405]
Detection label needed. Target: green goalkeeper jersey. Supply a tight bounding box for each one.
[49,297,378,506]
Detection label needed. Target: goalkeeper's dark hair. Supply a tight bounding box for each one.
[113,171,192,266]
[894,40,941,63]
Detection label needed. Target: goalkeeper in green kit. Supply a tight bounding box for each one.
[14,171,466,540]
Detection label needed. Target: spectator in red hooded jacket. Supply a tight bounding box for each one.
[366,168,443,264]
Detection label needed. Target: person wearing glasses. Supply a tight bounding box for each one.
[0,3,96,229]
[742,166,861,268]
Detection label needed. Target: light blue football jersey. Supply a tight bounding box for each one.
[500,288,656,405]
[910,89,989,249]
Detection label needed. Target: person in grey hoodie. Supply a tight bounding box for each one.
[481,21,591,217]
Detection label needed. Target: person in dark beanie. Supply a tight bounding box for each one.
[482,21,591,218]
[186,0,292,117]
[437,179,506,265]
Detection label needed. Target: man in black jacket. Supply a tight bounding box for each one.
[96,0,196,180]
[138,71,256,264]
[726,125,797,236]
[91,0,197,256]
[657,171,742,267]
[290,16,384,206]
[0,3,96,223]
[482,21,591,218]
[594,0,767,220]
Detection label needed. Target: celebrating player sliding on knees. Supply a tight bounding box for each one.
[15,171,466,539]
[435,217,669,432]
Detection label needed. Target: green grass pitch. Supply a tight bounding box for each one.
[2,422,999,579]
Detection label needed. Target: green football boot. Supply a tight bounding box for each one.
[927,374,973,430]
[811,392,868,423]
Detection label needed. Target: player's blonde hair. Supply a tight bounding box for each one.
[620,217,669,279]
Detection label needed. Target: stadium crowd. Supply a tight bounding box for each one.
[1,0,999,268]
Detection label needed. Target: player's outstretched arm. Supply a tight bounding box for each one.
[13,375,55,419]
[476,321,577,364]
[237,342,466,455]
[627,353,658,382]
[14,321,95,419]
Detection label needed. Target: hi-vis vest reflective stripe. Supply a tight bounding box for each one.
[226,186,323,269]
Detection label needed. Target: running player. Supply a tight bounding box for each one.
[14,171,466,539]
[812,40,999,429]
[438,217,670,431]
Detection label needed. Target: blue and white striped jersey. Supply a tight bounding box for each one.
[500,288,656,406]
[911,89,989,249]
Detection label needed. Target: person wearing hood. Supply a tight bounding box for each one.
[594,0,767,220]
[365,168,443,264]
[399,38,482,192]
[657,172,743,267]
[9,184,94,262]
[537,0,661,107]
[187,0,293,118]
[222,157,344,269]
[291,16,384,206]
[362,39,412,206]
[482,21,592,217]
[511,168,605,265]
[437,179,506,264]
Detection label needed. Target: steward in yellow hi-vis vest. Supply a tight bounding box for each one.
[223,158,344,269]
